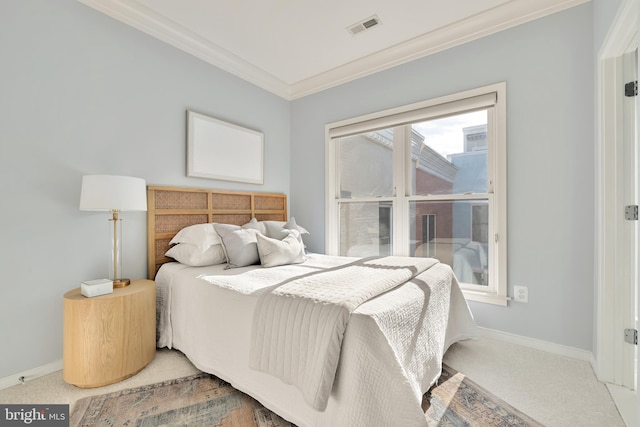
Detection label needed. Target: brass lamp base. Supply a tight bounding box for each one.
[113,279,131,288]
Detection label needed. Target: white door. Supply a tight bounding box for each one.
[596,1,638,421]
[597,30,638,393]
[621,49,638,391]
[635,47,640,419]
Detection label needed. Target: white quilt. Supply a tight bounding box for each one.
[156,253,477,427]
[249,256,438,410]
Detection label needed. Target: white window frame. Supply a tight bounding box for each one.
[325,83,508,306]
[422,213,437,257]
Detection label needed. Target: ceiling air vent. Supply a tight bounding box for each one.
[347,15,381,36]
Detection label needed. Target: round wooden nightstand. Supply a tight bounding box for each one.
[63,279,156,388]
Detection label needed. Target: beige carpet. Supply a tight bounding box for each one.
[443,338,626,427]
[69,364,543,427]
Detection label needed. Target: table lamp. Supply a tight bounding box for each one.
[79,175,147,287]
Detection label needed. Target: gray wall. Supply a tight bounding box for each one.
[0,0,290,379]
[593,0,625,51]
[291,4,595,351]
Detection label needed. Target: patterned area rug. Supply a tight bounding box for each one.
[424,364,544,426]
[70,374,293,427]
[71,365,543,427]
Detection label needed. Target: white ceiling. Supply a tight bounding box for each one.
[78,0,588,100]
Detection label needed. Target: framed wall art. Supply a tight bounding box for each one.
[186,110,264,184]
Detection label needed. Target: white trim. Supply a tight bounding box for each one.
[77,0,588,100]
[463,290,508,306]
[477,327,593,363]
[595,55,620,383]
[324,126,338,254]
[0,360,62,391]
[599,0,638,56]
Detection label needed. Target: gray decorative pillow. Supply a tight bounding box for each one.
[242,218,267,234]
[256,230,306,268]
[214,224,261,268]
[264,217,309,240]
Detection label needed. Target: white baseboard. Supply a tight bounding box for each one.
[477,326,594,362]
[0,360,62,391]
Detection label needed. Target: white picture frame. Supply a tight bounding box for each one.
[186,110,264,184]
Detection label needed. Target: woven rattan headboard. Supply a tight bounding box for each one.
[147,185,287,279]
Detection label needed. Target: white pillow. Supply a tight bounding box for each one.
[214,223,261,268]
[256,230,306,268]
[169,223,221,252]
[263,217,309,239]
[165,243,226,267]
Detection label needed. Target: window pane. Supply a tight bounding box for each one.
[340,201,392,257]
[410,110,488,196]
[337,129,394,198]
[410,200,488,286]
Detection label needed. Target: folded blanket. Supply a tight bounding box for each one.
[249,256,438,411]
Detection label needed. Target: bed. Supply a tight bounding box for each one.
[147,185,477,427]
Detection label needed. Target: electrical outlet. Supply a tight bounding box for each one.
[513,285,528,303]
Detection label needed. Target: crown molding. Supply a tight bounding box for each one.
[289,0,590,99]
[77,0,291,98]
[78,0,589,101]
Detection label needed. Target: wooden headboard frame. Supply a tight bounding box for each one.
[147,185,287,279]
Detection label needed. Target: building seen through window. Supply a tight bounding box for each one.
[338,112,490,286]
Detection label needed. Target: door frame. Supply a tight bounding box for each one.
[595,0,638,388]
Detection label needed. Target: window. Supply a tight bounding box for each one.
[326,83,507,305]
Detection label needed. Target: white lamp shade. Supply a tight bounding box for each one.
[79,175,147,212]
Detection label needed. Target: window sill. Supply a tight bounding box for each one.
[462,289,509,306]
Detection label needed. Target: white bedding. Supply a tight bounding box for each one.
[156,253,476,427]
[250,256,438,411]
